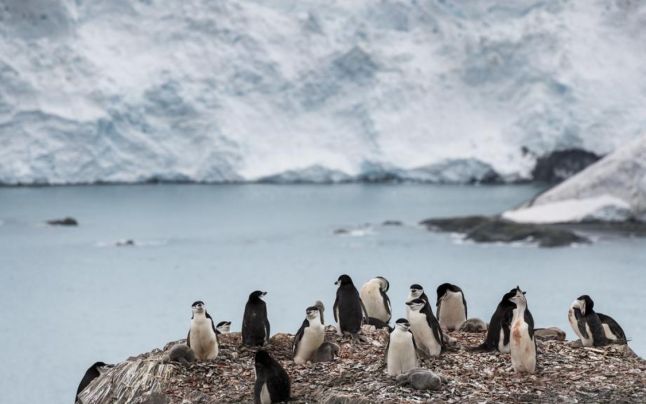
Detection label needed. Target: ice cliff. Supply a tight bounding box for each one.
[1,0,645,184]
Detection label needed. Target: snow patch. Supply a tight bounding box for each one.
[502,195,632,224]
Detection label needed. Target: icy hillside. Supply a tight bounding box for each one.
[503,134,646,223]
[1,0,645,184]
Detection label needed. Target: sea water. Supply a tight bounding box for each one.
[0,184,644,403]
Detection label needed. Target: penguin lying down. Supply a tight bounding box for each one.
[395,368,445,391]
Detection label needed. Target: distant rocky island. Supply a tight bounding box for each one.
[77,326,644,404]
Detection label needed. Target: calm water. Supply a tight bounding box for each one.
[0,184,644,403]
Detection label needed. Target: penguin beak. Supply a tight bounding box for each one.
[334,280,339,285]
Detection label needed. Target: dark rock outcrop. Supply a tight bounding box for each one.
[421,215,589,247]
[46,217,78,226]
[531,148,601,183]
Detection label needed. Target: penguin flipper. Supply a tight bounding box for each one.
[333,295,339,324]
[597,313,627,342]
[293,319,309,355]
[186,330,191,347]
[462,292,468,319]
[381,289,392,316]
[360,299,369,324]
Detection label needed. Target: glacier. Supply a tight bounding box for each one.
[1,0,645,184]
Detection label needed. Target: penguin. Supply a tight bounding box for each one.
[187,300,219,360]
[254,350,291,404]
[360,276,392,324]
[163,344,196,364]
[407,284,429,305]
[243,291,270,347]
[475,287,517,352]
[293,306,325,364]
[386,318,418,376]
[333,274,367,336]
[216,321,231,335]
[313,342,340,362]
[568,295,627,346]
[436,283,467,331]
[314,300,325,324]
[405,298,443,357]
[76,361,111,402]
[508,286,536,373]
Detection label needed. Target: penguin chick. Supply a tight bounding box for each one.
[293,306,325,364]
[254,350,291,404]
[163,344,196,365]
[395,368,443,391]
[313,342,340,362]
[459,318,487,333]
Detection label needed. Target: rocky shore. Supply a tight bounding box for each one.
[78,326,644,404]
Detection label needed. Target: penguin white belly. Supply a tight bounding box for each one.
[408,311,441,357]
[190,318,218,360]
[438,291,466,331]
[602,323,617,341]
[498,327,510,353]
[294,325,325,364]
[260,382,271,404]
[510,320,536,373]
[387,332,417,376]
[361,286,389,322]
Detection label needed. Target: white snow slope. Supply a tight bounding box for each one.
[0,0,645,184]
[504,134,646,223]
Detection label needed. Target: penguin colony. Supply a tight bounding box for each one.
[76,275,629,403]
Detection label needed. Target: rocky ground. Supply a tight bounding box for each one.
[78,325,645,404]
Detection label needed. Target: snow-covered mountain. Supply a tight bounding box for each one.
[1,0,644,184]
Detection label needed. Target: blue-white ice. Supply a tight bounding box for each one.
[1,0,645,184]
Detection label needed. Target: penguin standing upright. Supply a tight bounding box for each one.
[360,276,392,324]
[243,291,270,347]
[333,274,366,337]
[293,306,325,364]
[405,298,443,357]
[509,287,536,373]
[386,318,418,376]
[187,301,219,360]
[253,350,291,404]
[475,287,517,352]
[568,295,627,346]
[436,283,467,331]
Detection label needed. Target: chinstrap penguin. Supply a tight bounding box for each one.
[216,321,231,335]
[436,283,467,331]
[293,306,325,364]
[568,295,627,347]
[254,350,291,404]
[386,318,418,376]
[474,287,517,352]
[314,300,325,325]
[314,342,340,362]
[360,276,392,324]
[406,298,443,357]
[243,291,270,347]
[187,300,219,360]
[76,361,112,402]
[333,274,367,337]
[509,287,536,373]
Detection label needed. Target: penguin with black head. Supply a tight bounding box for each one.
[254,350,290,404]
[406,298,443,357]
[76,361,112,402]
[474,287,517,352]
[333,274,367,337]
[509,286,536,373]
[187,300,219,360]
[436,283,467,331]
[568,295,626,346]
[243,291,270,347]
[216,321,231,335]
